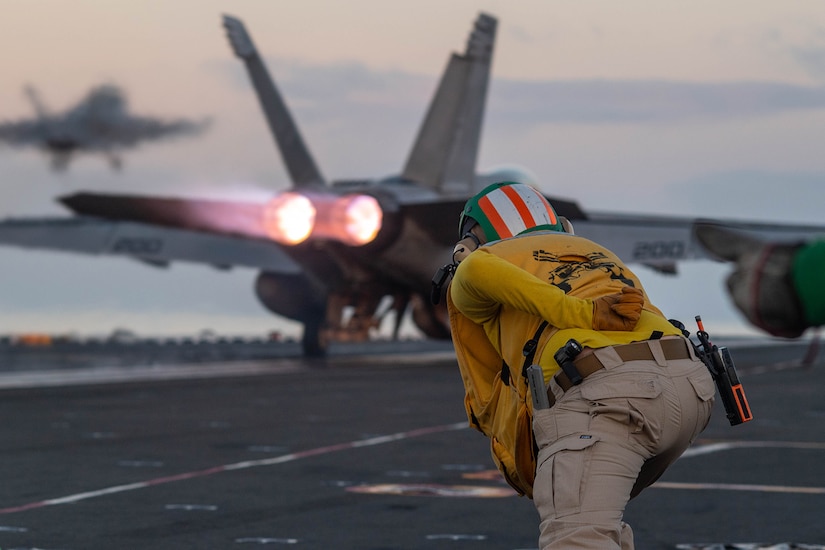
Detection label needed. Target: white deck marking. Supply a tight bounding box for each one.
[654,481,825,495]
[656,439,825,494]
[235,537,299,544]
[0,360,305,389]
[0,422,466,515]
[682,440,825,458]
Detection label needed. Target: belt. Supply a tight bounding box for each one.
[553,338,692,394]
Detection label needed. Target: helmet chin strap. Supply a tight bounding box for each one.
[461,231,482,248]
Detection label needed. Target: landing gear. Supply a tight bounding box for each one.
[301,316,328,357]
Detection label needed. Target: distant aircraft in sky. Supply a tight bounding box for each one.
[0,84,210,171]
[1,13,824,356]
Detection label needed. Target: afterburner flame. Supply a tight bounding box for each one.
[262,191,383,246]
[263,192,316,244]
[340,195,383,245]
[314,193,383,246]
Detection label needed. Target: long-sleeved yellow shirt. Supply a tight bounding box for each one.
[449,231,681,381]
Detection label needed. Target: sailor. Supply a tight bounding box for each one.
[447,182,715,549]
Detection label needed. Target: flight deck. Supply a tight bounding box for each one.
[0,338,823,549]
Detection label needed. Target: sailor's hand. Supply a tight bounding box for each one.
[592,287,644,331]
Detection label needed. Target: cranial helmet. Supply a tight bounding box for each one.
[459,182,564,242]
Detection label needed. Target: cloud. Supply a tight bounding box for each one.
[791,46,825,82]
[488,78,825,125]
[218,56,825,127]
[664,169,825,223]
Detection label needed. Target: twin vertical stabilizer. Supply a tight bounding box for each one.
[401,13,497,196]
[223,15,326,188]
[224,13,496,197]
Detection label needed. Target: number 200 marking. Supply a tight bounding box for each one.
[632,241,685,259]
[111,237,163,255]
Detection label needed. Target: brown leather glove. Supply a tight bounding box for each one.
[592,286,644,331]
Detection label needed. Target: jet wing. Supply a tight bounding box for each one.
[571,212,825,273]
[0,216,302,274]
[59,192,270,239]
[400,192,825,274]
[0,119,43,146]
[115,116,211,142]
[14,191,824,278]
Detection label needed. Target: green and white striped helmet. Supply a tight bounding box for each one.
[459,182,563,242]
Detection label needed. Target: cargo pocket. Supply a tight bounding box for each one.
[580,378,663,441]
[534,434,600,518]
[687,370,716,434]
[688,371,716,402]
[580,378,662,402]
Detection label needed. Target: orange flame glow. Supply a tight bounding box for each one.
[339,194,383,245]
[262,192,383,246]
[262,192,316,244]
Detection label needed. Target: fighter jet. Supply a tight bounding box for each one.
[0,84,210,171]
[1,13,825,356]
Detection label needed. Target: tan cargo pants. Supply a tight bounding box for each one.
[532,338,715,549]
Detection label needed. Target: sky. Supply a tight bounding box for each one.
[1,0,824,340]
